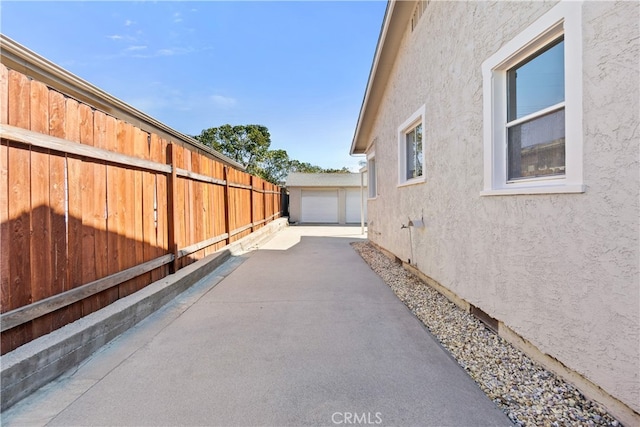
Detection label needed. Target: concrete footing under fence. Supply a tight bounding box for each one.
[0,218,288,411]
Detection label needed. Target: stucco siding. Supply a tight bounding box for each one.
[289,187,302,223]
[366,0,639,414]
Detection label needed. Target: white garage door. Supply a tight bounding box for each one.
[301,190,339,223]
[346,188,367,224]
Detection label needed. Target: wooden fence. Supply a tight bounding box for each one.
[0,65,283,354]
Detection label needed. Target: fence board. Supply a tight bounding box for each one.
[250,176,255,232]
[213,160,222,250]
[133,128,147,292]
[117,121,137,297]
[206,158,218,255]
[232,169,241,238]
[0,137,8,309]
[0,139,9,354]
[5,140,32,350]
[105,116,124,301]
[140,130,156,287]
[8,70,29,129]
[161,141,169,273]
[0,64,7,125]
[6,71,32,349]
[214,162,225,250]
[87,111,110,311]
[191,152,203,261]
[183,151,194,266]
[149,134,164,280]
[65,99,84,324]
[200,156,211,256]
[29,81,52,337]
[79,103,100,316]
[0,66,7,323]
[48,90,68,330]
[101,114,120,307]
[157,137,169,278]
[107,121,124,297]
[173,144,186,268]
[166,143,179,273]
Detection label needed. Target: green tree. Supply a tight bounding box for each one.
[288,160,324,174]
[195,124,271,175]
[195,124,354,185]
[257,149,291,185]
[322,167,351,173]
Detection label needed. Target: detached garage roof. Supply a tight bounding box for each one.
[285,173,366,188]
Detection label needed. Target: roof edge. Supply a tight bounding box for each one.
[350,1,415,155]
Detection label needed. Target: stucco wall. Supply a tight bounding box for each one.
[289,187,302,223]
[366,0,639,414]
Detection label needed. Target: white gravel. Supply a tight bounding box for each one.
[352,241,622,427]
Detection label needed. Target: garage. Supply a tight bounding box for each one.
[345,188,366,224]
[300,190,339,223]
[286,172,367,225]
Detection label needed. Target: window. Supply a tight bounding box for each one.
[507,38,565,180]
[367,152,377,199]
[406,124,423,180]
[481,1,584,195]
[398,105,426,186]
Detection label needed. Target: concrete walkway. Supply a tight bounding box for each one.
[2,226,510,426]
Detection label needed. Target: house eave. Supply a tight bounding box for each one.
[350,0,416,155]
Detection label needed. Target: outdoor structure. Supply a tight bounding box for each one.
[350,1,639,425]
[286,172,367,225]
[0,35,283,356]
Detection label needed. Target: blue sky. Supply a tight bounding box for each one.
[1,1,387,171]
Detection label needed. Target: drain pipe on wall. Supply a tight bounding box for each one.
[401,214,425,266]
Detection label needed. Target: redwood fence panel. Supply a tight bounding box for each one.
[0,65,283,354]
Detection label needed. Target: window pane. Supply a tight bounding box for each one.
[508,108,565,180]
[406,124,423,180]
[508,39,564,120]
[415,124,423,177]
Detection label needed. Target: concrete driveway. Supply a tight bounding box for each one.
[2,226,510,426]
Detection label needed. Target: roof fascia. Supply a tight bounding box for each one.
[350,0,415,155]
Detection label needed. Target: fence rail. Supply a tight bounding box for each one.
[0,65,283,354]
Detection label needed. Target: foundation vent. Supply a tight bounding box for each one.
[470,305,499,333]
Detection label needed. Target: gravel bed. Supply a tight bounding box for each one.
[352,241,622,427]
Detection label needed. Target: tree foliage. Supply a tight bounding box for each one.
[195,124,271,176]
[289,160,324,174]
[195,124,351,185]
[259,149,291,185]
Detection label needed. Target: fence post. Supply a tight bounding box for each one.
[263,181,267,224]
[250,175,255,232]
[166,143,179,273]
[223,166,231,244]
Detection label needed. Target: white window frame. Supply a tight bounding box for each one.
[367,151,377,199]
[398,105,426,187]
[481,0,584,196]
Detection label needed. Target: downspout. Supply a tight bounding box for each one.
[401,213,425,265]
